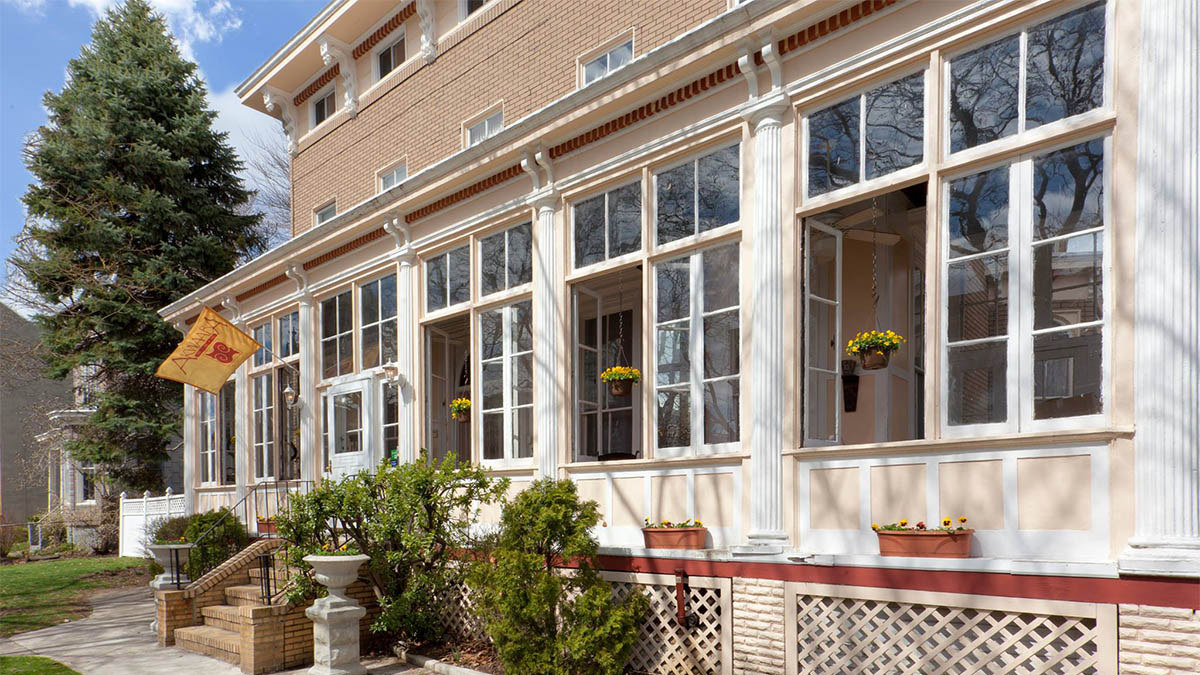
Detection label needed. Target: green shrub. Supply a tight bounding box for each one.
[469,479,648,675]
[183,509,248,579]
[151,515,190,543]
[277,452,508,645]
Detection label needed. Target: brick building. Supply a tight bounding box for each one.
[159,0,1200,672]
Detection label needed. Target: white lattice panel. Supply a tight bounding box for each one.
[785,583,1116,675]
[441,582,489,643]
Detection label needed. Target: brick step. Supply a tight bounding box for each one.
[224,584,271,607]
[247,565,298,582]
[200,604,246,632]
[174,624,241,666]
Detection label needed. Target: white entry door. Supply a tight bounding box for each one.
[325,379,374,480]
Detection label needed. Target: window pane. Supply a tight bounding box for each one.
[482,413,503,460]
[948,166,1009,257]
[608,183,641,258]
[704,379,739,444]
[604,409,633,456]
[337,292,352,334]
[808,228,838,300]
[479,310,503,360]
[656,258,690,322]
[322,338,337,379]
[807,300,837,371]
[698,145,740,231]
[1033,139,1104,240]
[574,195,605,267]
[657,389,690,448]
[1026,2,1105,129]
[580,413,598,457]
[656,162,695,244]
[481,362,503,409]
[361,280,379,325]
[948,254,1009,342]
[610,41,632,69]
[702,244,739,311]
[948,341,1007,425]
[806,372,838,442]
[514,407,532,458]
[514,353,532,406]
[1034,233,1103,330]
[321,298,338,338]
[703,310,738,378]
[1034,326,1102,419]
[362,325,380,369]
[949,35,1020,152]
[655,325,690,386]
[378,49,392,77]
[381,319,398,364]
[480,232,505,296]
[384,382,399,426]
[338,334,353,375]
[808,97,859,196]
[511,300,533,352]
[426,255,447,310]
[507,223,532,287]
[381,274,397,319]
[334,392,361,454]
[580,348,598,402]
[584,55,606,84]
[866,72,924,178]
[448,246,471,304]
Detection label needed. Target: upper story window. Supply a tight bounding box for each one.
[655,144,740,245]
[480,222,532,297]
[321,290,354,379]
[573,182,641,268]
[379,163,407,193]
[948,1,1106,154]
[277,311,299,358]
[377,34,405,80]
[312,89,335,127]
[316,203,336,227]
[360,273,398,369]
[461,0,486,20]
[465,110,503,148]
[253,322,273,367]
[806,71,925,197]
[426,245,471,312]
[582,39,633,86]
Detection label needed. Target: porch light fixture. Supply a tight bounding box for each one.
[381,363,400,381]
[283,384,300,410]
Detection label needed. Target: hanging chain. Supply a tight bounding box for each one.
[615,289,629,367]
[871,194,880,329]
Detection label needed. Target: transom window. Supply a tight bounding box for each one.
[277,311,299,359]
[312,90,335,127]
[573,181,641,268]
[380,163,406,192]
[253,322,272,367]
[426,245,471,312]
[806,71,925,197]
[377,34,405,79]
[582,39,632,86]
[479,300,533,463]
[321,290,354,379]
[655,145,740,245]
[480,222,532,297]
[465,110,503,148]
[360,273,398,369]
[947,1,1106,154]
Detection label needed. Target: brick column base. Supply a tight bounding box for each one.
[732,578,787,674]
[1118,604,1200,674]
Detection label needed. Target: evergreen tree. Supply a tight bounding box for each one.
[12,0,265,489]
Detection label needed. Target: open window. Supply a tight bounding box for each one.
[425,314,471,465]
[573,266,642,461]
[801,185,927,445]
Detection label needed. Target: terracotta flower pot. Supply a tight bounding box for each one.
[642,527,708,550]
[257,520,277,535]
[452,412,469,423]
[876,529,974,558]
[608,379,634,398]
[859,351,891,370]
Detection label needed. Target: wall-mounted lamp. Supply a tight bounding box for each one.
[381,363,400,381]
[283,384,301,411]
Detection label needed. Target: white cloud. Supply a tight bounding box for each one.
[208,83,285,186]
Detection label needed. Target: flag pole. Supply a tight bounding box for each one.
[256,342,300,376]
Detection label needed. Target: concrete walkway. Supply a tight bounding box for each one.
[2,586,426,674]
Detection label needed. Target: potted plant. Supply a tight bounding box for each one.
[601,366,641,398]
[873,517,974,558]
[303,543,370,602]
[256,515,277,535]
[147,535,195,589]
[450,397,471,423]
[847,330,906,370]
[641,518,707,550]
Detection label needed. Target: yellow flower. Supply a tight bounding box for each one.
[959,517,968,524]
[899,519,908,527]
[695,520,703,527]
[942,518,951,527]
[871,523,880,531]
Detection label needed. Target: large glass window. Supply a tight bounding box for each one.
[276,366,301,480]
[360,273,398,369]
[574,182,641,268]
[807,72,924,197]
[377,34,405,79]
[656,145,740,245]
[654,242,740,453]
[219,382,236,485]
[253,322,272,367]
[253,372,275,479]
[949,1,1105,153]
[582,39,633,86]
[480,223,532,296]
[321,291,353,379]
[277,311,299,359]
[426,245,471,312]
[479,300,533,463]
[198,391,217,484]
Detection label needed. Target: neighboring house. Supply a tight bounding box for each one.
[0,302,71,524]
[158,0,1200,670]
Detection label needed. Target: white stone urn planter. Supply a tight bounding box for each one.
[303,553,370,675]
[147,543,194,590]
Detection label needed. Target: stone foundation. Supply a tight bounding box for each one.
[732,578,786,675]
[1118,604,1200,674]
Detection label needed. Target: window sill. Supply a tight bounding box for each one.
[195,484,236,492]
[784,427,1133,460]
[564,451,748,473]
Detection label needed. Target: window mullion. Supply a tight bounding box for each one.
[689,252,704,452]
[502,305,513,462]
[1012,158,1030,431]
[859,93,867,183]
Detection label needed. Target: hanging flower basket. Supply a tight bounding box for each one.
[450,397,470,423]
[601,366,641,398]
[847,330,906,371]
[641,519,708,550]
[873,518,973,558]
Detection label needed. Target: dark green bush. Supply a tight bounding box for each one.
[469,479,648,675]
[151,515,190,543]
[184,508,248,579]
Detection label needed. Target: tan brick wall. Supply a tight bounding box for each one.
[1118,604,1200,675]
[290,0,725,236]
[732,577,786,675]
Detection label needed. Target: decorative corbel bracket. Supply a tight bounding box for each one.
[285,264,310,298]
[737,45,760,102]
[416,0,437,64]
[521,150,542,192]
[535,146,556,189]
[262,86,298,155]
[383,215,415,263]
[319,36,358,117]
[761,33,782,92]
[220,295,242,327]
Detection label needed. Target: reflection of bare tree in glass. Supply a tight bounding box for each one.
[698,146,740,231]
[948,168,1009,256]
[1026,2,1105,128]
[657,164,694,244]
[608,184,641,256]
[949,35,1020,152]
[808,98,859,195]
[1032,139,1103,240]
[866,72,924,178]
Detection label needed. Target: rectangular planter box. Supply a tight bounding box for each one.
[642,527,708,550]
[257,520,277,535]
[876,530,974,558]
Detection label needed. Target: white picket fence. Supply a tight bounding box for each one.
[118,489,188,558]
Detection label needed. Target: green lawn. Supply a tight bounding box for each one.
[0,656,81,674]
[0,556,151,636]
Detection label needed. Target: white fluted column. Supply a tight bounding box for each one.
[1120,0,1200,577]
[738,96,791,553]
[532,193,562,479]
[297,296,319,483]
[394,250,418,464]
[182,384,196,514]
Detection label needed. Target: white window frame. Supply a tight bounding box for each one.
[570,180,643,270]
[464,108,503,148]
[374,31,406,82]
[315,202,336,227]
[572,287,643,461]
[801,221,843,447]
[311,87,336,129]
[477,299,534,468]
[579,37,634,87]
[459,0,487,21]
[424,244,472,315]
[320,289,355,380]
[651,143,743,250]
[277,311,300,359]
[378,160,407,193]
[252,371,275,481]
[198,390,218,485]
[359,272,398,370]
[252,321,273,367]
[939,134,1111,439]
[477,221,533,299]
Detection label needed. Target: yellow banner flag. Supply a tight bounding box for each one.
[155,306,261,394]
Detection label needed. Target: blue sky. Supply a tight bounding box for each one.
[0,0,327,306]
